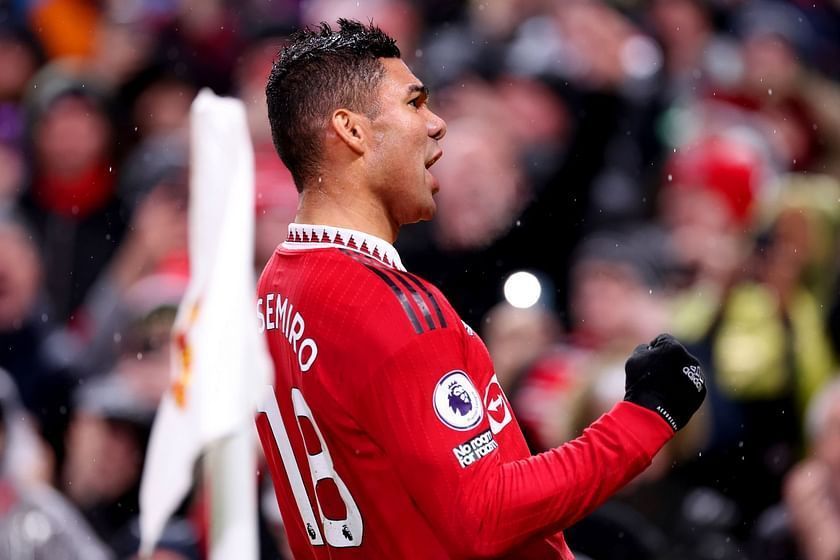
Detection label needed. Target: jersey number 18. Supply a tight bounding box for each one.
[259,386,364,548]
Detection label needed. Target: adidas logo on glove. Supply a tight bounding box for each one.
[682,365,704,392]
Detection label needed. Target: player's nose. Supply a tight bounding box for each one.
[428,110,446,142]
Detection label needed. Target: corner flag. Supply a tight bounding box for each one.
[139,89,271,558]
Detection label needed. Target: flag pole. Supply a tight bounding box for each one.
[205,431,258,560]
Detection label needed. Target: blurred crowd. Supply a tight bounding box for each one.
[0,0,839,558]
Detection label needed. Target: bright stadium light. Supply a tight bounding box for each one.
[503,271,542,309]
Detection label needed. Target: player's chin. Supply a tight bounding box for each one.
[403,194,437,225]
[411,176,438,219]
[413,198,437,223]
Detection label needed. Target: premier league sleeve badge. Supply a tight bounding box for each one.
[433,370,483,431]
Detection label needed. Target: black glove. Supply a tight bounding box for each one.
[624,333,706,432]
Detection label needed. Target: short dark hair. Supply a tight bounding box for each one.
[266,19,401,192]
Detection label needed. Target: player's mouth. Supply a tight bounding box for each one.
[425,150,443,170]
[425,150,442,194]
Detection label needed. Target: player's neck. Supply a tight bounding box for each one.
[295,182,399,244]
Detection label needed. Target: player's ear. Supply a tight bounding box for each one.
[330,108,367,156]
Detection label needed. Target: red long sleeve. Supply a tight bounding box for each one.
[467,402,673,553]
[354,330,673,558]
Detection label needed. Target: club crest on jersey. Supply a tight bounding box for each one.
[433,371,483,431]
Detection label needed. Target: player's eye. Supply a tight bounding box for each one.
[409,96,422,109]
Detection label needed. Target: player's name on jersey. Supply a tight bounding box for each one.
[258,292,319,372]
[452,429,498,468]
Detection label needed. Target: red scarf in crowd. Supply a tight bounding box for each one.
[34,163,115,219]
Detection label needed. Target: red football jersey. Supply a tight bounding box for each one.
[255,223,673,559]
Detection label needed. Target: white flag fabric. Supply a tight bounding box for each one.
[139,89,271,557]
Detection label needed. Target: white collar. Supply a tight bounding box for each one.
[282,223,406,271]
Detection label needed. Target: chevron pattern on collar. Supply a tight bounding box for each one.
[282,223,406,271]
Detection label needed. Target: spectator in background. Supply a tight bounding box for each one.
[701,174,839,526]
[715,175,839,410]
[152,0,243,96]
[568,228,672,356]
[548,1,665,228]
[730,2,818,170]
[0,368,112,560]
[0,209,73,457]
[713,1,840,178]
[662,133,766,345]
[114,62,195,204]
[433,116,527,252]
[0,210,45,361]
[0,24,43,206]
[41,152,188,390]
[0,25,42,106]
[0,368,52,487]
[752,377,840,560]
[646,0,741,99]
[21,66,125,323]
[87,13,156,92]
[121,64,196,147]
[62,375,155,547]
[110,274,184,405]
[784,378,840,560]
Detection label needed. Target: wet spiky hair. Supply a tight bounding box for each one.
[266,19,400,191]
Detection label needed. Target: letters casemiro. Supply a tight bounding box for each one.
[258,292,319,372]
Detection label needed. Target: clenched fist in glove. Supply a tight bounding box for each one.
[624,333,706,432]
